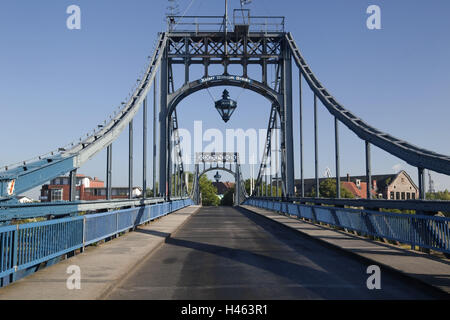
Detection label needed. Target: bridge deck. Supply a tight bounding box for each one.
[105,207,444,300]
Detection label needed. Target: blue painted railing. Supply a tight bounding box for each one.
[245,199,450,254]
[0,199,193,287]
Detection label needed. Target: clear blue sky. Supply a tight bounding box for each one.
[1,0,449,199]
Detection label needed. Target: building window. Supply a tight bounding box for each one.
[396,192,400,200]
[412,193,416,200]
[51,189,63,202]
[406,193,411,200]
[401,192,406,200]
[390,192,395,200]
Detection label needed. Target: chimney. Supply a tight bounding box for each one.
[347,173,350,182]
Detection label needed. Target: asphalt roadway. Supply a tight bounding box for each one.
[106,206,442,300]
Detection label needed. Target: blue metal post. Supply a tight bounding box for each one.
[11,225,18,282]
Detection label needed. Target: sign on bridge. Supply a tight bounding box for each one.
[195,153,239,164]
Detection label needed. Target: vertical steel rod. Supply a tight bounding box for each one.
[129,120,133,200]
[159,48,168,199]
[275,116,279,197]
[174,163,177,197]
[69,169,77,202]
[153,77,158,197]
[314,94,319,198]
[335,117,341,199]
[167,117,173,200]
[299,72,304,198]
[418,167,426,200]
[283,45,295,197]
[366,141,372,199]
[106,144,112,200]
[143,97,147,199]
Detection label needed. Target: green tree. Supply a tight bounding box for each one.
[199,175,220,206]
[146,184,159,197]
[310,179,355,198]
[253,181,282,197]
[427,190,450,217]
[220,186,235,206]
[427,190,450,201]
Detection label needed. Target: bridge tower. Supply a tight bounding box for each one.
[159,9,295,199]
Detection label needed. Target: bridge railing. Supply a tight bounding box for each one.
[167,15,285,33]
[252,196,450,214]
[245,198,450,255]
[0,199,193,287]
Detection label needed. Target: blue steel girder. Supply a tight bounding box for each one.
[0,197,182,221]
[0,156,76,200]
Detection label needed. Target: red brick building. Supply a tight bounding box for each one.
[40,174,142,202]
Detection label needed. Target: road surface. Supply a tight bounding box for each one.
[106,206,440,300]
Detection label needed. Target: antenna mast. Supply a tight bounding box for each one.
[166,0,180,16]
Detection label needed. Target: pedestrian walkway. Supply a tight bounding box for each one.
[0,206,200,300]
[241,205,450,295]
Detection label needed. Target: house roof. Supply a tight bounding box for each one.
[212,182,235,195]
[341,181,377,199]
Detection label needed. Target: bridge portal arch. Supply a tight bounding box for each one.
[167,76,283,118]
[192,153,247,206]
[159,73,295,200]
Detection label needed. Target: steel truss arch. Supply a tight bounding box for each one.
[167,76,283,117]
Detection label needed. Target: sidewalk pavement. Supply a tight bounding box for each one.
[241,205,450,295]
[0,206,200,300]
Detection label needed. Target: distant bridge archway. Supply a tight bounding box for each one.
[192,152,247,206]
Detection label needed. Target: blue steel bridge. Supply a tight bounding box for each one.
[0,10,449,299]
